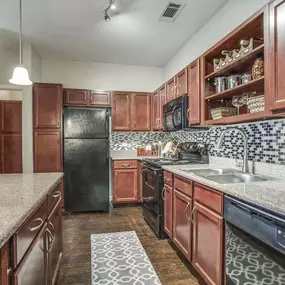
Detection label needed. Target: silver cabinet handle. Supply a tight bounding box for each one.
[175,84,181,96]
[190,207,196,224]
[185,203,191,221]
[46,228,55,253]
[52,191,61,198]
[29,218,44,232]
[161,187,166,200]
[121,163,131,167]
[134,121,137,128]
[187,108,190,121]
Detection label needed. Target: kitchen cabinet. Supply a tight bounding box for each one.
[47,201,63,285]
[64,89,89,106]
[34,131,62,173]
[163,184,173,238]
[188,59,200,125]
[159,84,167,130]
[269,0,285,112]
[89,91,111,107]
[33,84,62,129]
[13,223,48,285]
[152,90,160,131]
[192,201,224,285]
[1,134,22,173]
[112,92,131,131]
[132,93,151,131]
[173,189,192,261]
[1,101,22,133]
[175,68,188,98]
[166,77,176,103]
[0,242,10,285]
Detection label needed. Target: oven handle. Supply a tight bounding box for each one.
[145,180,155,190]
[172,105,178,130]
[141,163,160,172]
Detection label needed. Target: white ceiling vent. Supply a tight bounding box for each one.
[159,1,186,23]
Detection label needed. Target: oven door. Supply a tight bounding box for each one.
[141,163,161,216]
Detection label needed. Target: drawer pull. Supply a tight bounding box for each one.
[121,163,131,167]
[52,191,61,198]
[164,178,171,181]
[46,228,55,252]
[29,218,44,232]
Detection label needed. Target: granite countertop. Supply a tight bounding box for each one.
[110,150,157,161]
[0,172,63,248]
[162,164,285,216]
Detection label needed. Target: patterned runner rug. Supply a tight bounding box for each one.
[91,231,162,285]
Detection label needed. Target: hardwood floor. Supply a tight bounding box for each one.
[57,206,203,285]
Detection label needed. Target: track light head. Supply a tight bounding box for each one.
[104,12,111,22]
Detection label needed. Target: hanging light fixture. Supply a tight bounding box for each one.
[9,0,32,86]
[104,0,116,22]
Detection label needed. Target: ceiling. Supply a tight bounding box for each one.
[0,0,227,66]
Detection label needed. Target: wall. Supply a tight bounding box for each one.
[31,46,42,82]
[0,90,22,100]
[0,47,18,86]
[163,0,271,80]
[41,59,163,92]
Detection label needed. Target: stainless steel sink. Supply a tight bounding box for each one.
[179,168,277,184]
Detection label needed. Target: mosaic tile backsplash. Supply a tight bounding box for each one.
[110,118,285,165]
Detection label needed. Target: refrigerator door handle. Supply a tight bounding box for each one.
[106,142,109,168]
[105,109,109,134]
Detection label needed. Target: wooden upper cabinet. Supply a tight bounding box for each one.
[89,91,111,107]
[159,85,167,130]
[166,77,176,103]
[34,131,62,173]
[269,0,285,112]
[132,93,151,131]
[64,89,89,106]
[152,90,160,131]
[1,102,22,133]
[173,189,192,262]
[188,59,201,126]
[192,201,224,285]
[1,134,22,174]
[113,169,138,203]
[33,84,62,129]
[112,92,131,131]
[163,184,173,239]
[175,68,188,97]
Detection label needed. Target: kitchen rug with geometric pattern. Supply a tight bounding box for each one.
[91,231,162,285]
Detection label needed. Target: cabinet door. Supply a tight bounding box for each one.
[192,201,223,285]
[1,101,22,133]
[112,92,131,131]
[1,134,22,173]
[188,59,200,125]
[269,0,285,112]
[113,169,138,203]
[132,93,151,131]
[33,84,62,129]
[176,68,188,97]
[159,85,167,130]
[173,190,192,261]
[64,89,89,106]
[152,91,160,131]
[163,184,173,238]
[89,91,111,107]
[13,224,47,285]
[47,201,63,285]
[34,131,62,173]
[166,77,176,103]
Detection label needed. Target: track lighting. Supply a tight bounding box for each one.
[104,0,115,22]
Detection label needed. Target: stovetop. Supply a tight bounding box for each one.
[142,158,203,168]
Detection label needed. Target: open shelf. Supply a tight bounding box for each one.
[205,76,264,101]
[205,44,264,80]
[204,111,265,125]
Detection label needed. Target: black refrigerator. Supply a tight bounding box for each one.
[63,107,110,213]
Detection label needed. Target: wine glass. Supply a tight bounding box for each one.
[232,95,244,115]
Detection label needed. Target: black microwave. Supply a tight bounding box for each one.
[163,95,188,132]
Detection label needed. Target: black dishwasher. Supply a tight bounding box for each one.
[224,196,285,285]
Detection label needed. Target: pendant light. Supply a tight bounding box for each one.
[9,0,32,86]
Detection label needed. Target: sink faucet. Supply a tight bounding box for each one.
[216,127,249,173]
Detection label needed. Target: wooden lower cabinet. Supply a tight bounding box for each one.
[173,189,192,261]
[192,201,224,285]
[113,169,138,203]
[13,223,48,285]
[163,184,173,238]
[48,201,63,285]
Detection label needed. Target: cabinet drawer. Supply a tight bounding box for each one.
[194,183,223,215]
[174,175,192,197]
[13,199,48,267]
[48,181,62,214]
[113,160,137,169]
[164,171,173,186]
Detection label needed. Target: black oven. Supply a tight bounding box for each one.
[141,163,164,238]
[163,95,188,132]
